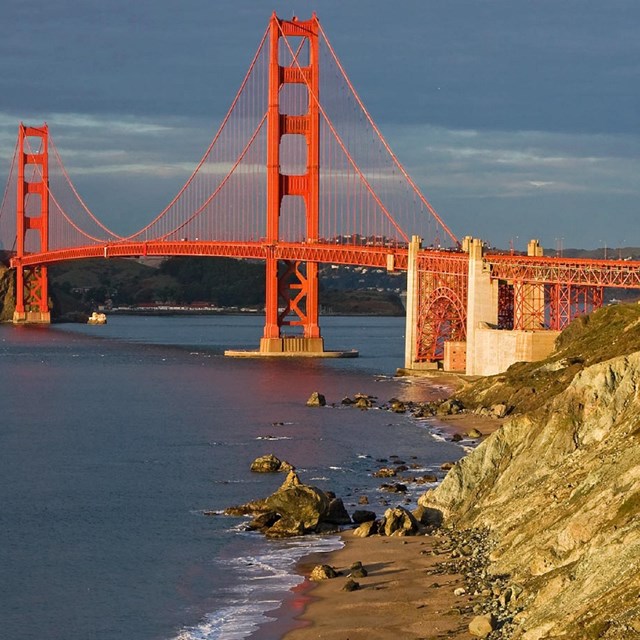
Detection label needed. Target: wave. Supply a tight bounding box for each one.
[170,536,342,640]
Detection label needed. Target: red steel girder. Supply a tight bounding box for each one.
[547,283,603,331]
[414,251,468,362]
[497,282,514,330]
[10,241,414,270]
[487,254,640,289]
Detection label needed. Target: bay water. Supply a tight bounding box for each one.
[0,315,464,640]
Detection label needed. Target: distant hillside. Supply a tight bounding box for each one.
[47,256,405,317]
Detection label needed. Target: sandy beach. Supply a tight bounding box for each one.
[281,531,478,640]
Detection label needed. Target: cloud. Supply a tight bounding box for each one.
[2,110,639,247]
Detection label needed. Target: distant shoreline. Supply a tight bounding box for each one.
[102,308,404,317]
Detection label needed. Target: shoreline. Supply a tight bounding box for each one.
[257,409,504,640]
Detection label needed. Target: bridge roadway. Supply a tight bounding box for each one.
[11,241,410,271]
[12,242,640,290]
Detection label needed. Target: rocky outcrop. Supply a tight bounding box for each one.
[419,350,640,639]
[225,470,351,538]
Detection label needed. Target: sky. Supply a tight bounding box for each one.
[1,0,639,251]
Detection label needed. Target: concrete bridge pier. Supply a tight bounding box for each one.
[464,237,558,376]
[464,238,499,375]
[404,235,423,369]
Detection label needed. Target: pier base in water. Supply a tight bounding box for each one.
[225,336,358,358]
[13,311,51,324]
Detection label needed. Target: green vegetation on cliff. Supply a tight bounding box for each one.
[455,302,640,414]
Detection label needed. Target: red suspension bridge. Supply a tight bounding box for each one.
[1,13,640,374]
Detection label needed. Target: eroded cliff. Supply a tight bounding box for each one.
[420,304,640,639]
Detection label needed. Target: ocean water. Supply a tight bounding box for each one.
[0,315,464,640]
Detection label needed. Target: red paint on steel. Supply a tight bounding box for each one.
[15,124,50,316]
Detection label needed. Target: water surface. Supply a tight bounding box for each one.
[0,316,462,639]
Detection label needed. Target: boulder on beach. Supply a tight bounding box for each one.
[353,520,378,537]
[412,504,443,527]
[349,561,368,578]
[468,613,496,638]
[381,505,419,536]
[342,578,360,591]
[310,564,340,581]
[436,399,464,415]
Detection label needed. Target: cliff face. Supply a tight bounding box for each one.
[420,319,640,639]
[0,264,15,321]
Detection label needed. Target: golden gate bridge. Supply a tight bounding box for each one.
[1,13,640,375]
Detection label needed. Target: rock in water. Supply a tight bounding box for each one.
[264,483,330,533]
[226,467,351,538]
[245,511,280,531]
[352,510,376,524]
[250,454,282,472]
[306,391,326,407]
[325,497,352,524]
[372,467,397,478]
[280,470,301,488]
[250,454,294,473]
[468,613,496,638]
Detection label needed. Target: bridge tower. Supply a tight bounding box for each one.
[260,13,324,354]
[13,124,50,324]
